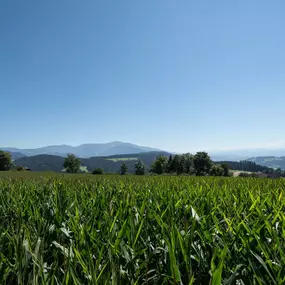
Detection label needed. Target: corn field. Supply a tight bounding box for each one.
[0,174,285,284]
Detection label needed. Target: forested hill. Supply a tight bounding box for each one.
[12,150,279,175]
[13,151,171,173]
[215,160,276,173]
[247,156,285,170]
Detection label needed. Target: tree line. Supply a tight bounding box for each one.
[0,151,246,177]
[88,152,229,176]
[58,152,229,176]
[2,149,285,177]
[215,160,285,177]
[149,152,230,176]
[215,160,272,173]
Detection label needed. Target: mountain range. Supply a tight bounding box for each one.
[3,142,285,161]
[2,141,162,159]
[3,142,285,170]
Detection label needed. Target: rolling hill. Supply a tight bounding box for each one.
[210,148,285,161]
[13,151,171,173]
[12,151,281,174]
[247,156,285,170]
[9,152,26,160]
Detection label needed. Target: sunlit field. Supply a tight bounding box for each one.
[0,173,284,284]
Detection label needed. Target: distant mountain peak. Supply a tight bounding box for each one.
[0,141,163,158]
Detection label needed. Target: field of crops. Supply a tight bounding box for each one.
[1,173,285,284]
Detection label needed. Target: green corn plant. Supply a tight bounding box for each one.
[1,172,285,284]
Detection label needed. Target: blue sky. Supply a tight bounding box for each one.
[1,0,285,153]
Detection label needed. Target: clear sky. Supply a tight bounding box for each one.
[1,0,285,152]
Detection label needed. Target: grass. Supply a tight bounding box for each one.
[106,157,138,162]
[79,166,89,173]
[232,170,253,177]
[1,172,285,284]
[61,165,89,173]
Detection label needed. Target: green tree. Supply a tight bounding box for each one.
[221,163,230,177]
[92,168,104,175]
[209,164,224,176]
[150,156,168,174]
[193,152,212,176]
[182,153,195,174]
[167,154,176,173]
[177,155,185,175]
[63,154,81,173]
[0,151,12,171]
[135,160,145,175]
[120,163,128,175]
[16,165,26,171]
[167,154,194,175]
[166,155,173,172]
[169,154,183,174]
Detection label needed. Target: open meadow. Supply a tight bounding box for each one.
[0,172,285,284]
